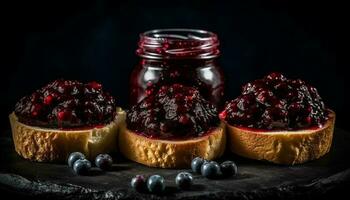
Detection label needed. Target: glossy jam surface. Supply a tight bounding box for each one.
[220,72,328,130]
[127,84,220,139]
[130,29,224,107]
[15,80,116,129]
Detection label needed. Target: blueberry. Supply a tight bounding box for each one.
[73,158,91,175]
[201,161,221,179]
[191,157,204,174]
[95,154,113,170]
[220,161,238,177]
[147,175,165,193]
[175,172,193,190]
[202,159,210,165]
[131,175,147,192]
[68,152,85,168]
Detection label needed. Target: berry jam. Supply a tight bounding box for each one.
[14,79,116,129]
[127,84,220,139]
[220,72,328,130]
[130,29,224,108]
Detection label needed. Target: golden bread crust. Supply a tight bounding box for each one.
[118,122,226,168]
[9,108,124,162]
[226,110,335,165]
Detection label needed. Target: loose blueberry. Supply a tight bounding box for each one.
[191,157,204,174]
[220,161,238,177]
[73,158,91,175]
[131,175,147,192]
[202,159,210,167]
[147,175,165,193]
[175,172,193,190]
[68,152,85,168]
[201,161,221,179]
[95,154,113,170]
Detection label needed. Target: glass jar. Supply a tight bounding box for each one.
[129,29,225,107]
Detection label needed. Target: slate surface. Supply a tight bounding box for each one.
[1,129,350,200]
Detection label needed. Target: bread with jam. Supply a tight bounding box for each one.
[10,80,122,162]
[220,73,335,165]
[119,84,226,168]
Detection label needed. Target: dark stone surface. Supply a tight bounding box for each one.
[1,128,350,200]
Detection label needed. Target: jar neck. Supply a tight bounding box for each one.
[136,29,220,60]
[139,58,217,67]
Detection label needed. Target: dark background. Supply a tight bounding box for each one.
[1,0,344,135]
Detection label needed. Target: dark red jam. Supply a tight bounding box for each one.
[130,29,224,108]
[220,72,328,130]
[127,84,220,139]
[14,79,116,129]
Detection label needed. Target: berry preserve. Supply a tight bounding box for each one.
[127,84,220,140]
[14,79,116,129]
[130,29,224,107]
[220,72,328,130]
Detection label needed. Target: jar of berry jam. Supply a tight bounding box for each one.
[130,29,225,107]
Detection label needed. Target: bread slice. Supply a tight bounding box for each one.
[9,108,125,162]
[225,110,335,165]
[118,122,226,168]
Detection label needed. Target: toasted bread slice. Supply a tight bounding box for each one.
[119,122,226,168]
[9,108,125,162]
[225,110,335,165]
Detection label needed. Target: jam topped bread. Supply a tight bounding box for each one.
[126,83,220,139]
[220,72,335,164]
[14,79,116,129]
[119,84,226,168]
[220,72,328,130]
[10,79,122,162]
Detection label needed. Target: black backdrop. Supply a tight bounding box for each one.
[1,0,344,135]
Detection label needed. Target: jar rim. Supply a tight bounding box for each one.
[137,29,220,60]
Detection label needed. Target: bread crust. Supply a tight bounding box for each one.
[9,108,124,162]
[226,110,335,165]
[118,123,226,168]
